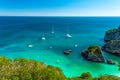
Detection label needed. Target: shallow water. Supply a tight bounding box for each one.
[0,17,120,77]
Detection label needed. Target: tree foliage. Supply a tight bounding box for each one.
[0,56,119,80]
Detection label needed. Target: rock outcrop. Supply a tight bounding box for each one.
[104,25,120,41]
[103,40,120,56]
[81,46,105,63]
[103,26,120,57]
[107,59,115,65]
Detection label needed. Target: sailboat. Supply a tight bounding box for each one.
[41,33,46,40]
[51,27,54,34]
[66,26,72,38]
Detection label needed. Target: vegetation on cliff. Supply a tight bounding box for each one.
[88,46,101,54]
[119,62,120,70]
[0,56,119,80]
[110,40,120,45]
[104,26,120,41]
[107,29,117,33]
[0,57,66,80]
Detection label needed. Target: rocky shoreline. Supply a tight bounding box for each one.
[104,26,120,41]
[81,25,120,64]
[81,46,115,64]
[103,26,120,57]
[102,40,120,56]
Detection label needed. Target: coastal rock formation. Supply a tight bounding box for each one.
[103,26,120,56]
[103,40,120,56]
[81,46,105,63]
[64,50,72,55]
[104,25,120,41]
[107,59,115,65]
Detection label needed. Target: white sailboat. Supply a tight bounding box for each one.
[51,27,54,34]
[41,33,46,40]
[66,26,72,38]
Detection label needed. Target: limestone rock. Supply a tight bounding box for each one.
[81,46,105,63]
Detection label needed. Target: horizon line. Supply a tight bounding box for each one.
[0,15,120,17]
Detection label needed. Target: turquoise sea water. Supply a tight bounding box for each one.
[0,17,120,77]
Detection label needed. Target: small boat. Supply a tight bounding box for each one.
[74,44,78,47]
[56,60,60,63]
[64,49,72,55]
[66,26,72,38]
[41,33,46,40]
[28,44,33,48]
[49,46,53,49]
[51,27,54,34]
[66,34,72,38]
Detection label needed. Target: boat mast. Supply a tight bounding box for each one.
[67,26,69,34]
[41,33,46,40]
[51,26,54,34]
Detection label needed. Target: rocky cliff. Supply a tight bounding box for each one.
[104,25,120,41]
[103,26,120,56]
[103,40,120,56]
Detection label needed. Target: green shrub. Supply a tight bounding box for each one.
[118,62,120,71]
[107,29,116,33]
[98,75,120,80]
[0,57,66,80]
[88,46,101,54]
[0,57,119,80]
[81,72,92,80]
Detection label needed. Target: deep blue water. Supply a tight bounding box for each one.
[0,16,120,77]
